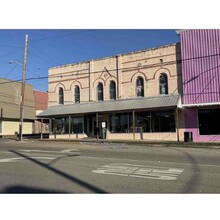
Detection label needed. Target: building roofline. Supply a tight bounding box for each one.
[0,77,32,87]
[48,43,179,71]
[176,29,190,35]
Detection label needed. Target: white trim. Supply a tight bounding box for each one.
[181,102,220,107]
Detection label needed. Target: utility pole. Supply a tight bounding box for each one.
[19,34,28,141]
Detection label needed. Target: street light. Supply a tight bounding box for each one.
[9,34,28,141]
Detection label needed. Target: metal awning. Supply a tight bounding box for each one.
[38,95,180,118]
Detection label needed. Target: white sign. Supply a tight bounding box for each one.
[101,122,106,128]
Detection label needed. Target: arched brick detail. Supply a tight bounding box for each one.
[131,71,148,83]
[70,80,83,90]
[54,83,66,93]
[153,67,172,79]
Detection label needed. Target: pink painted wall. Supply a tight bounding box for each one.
[180,29,220,104]
[185,108,220,142]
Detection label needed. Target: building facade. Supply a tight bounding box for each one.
[33,90,49,134]
[39,43,184,141]
[0,78,36,137]
[179,29,220,142]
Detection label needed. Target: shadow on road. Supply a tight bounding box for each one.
[169,147,201,193]
[4,185,67,193]
[8,150,107,194]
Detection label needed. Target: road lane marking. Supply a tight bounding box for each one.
[0,157,54,163]
[80,156,220,168]
[19,149,79,154]
[93,163,184,180]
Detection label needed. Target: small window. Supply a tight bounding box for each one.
[59,87,64,105]
[109,81,116,100]
[136,77,144,97]
[97,83,104,101]
[75,85,80,103]
[159,73,168,95]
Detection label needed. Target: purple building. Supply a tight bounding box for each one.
[178,29,220,142]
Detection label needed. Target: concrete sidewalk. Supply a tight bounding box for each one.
[37,137,220,149]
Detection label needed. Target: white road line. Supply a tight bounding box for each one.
[79,156,220,168]
[0,157,54,163]
[19,149,79,154]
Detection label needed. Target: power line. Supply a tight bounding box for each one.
[1,50,220,86]
[29,30,94,42]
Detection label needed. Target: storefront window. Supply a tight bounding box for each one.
[0,120,2,134]
[72,117,83,133]
[110,113,131,133]
[52,117,84,134]
[152,111,175,132]
[198,109,220,135]
[135,112,151,132]
[110,110,175,133]
[52,118,68,134]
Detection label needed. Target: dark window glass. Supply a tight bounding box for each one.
[52,118,68,134]
[0,120,2,134]
[199,109,220,135]
[97,83,103,101]
[159,74,168,95]
[152,111,175,132]
[135,111,175,133]
[110,113,130,133]
[59,87,64,104]
[110,110,175,133]
[110,81,116,100]
[75,85,80,103]
[136,77,144,97]
[135,112,151,132]
[72,117,83,133]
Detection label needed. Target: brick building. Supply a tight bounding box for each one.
[39,43,184,141]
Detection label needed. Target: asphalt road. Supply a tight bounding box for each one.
[0,139,220,193]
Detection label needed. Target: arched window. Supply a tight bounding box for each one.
[75,85,80,103]
[97,82,104,101]
[136,77,144,97]
[109,81,116,100]
[159,73,168,95]
[58,87,64,105]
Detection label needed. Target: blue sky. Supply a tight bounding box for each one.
[0,29,180,92]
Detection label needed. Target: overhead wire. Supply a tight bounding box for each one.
[0,46,220,88]
[29,30,94,42]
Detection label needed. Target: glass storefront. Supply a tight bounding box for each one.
[110,110,175,133]
[198,108,220,135]
[52,116,83,134]
[51,110,176,136]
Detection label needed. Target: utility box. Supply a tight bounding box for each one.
[184,132,193,142]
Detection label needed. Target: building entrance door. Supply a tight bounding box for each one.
[84,114,94,137]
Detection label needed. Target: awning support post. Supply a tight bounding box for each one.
[133,111,135,140]
[40,118,43,140]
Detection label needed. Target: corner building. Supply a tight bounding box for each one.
[179,29,220,142]
[39,43,184,141]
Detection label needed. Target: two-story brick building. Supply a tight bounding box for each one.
[38,43,184,141]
